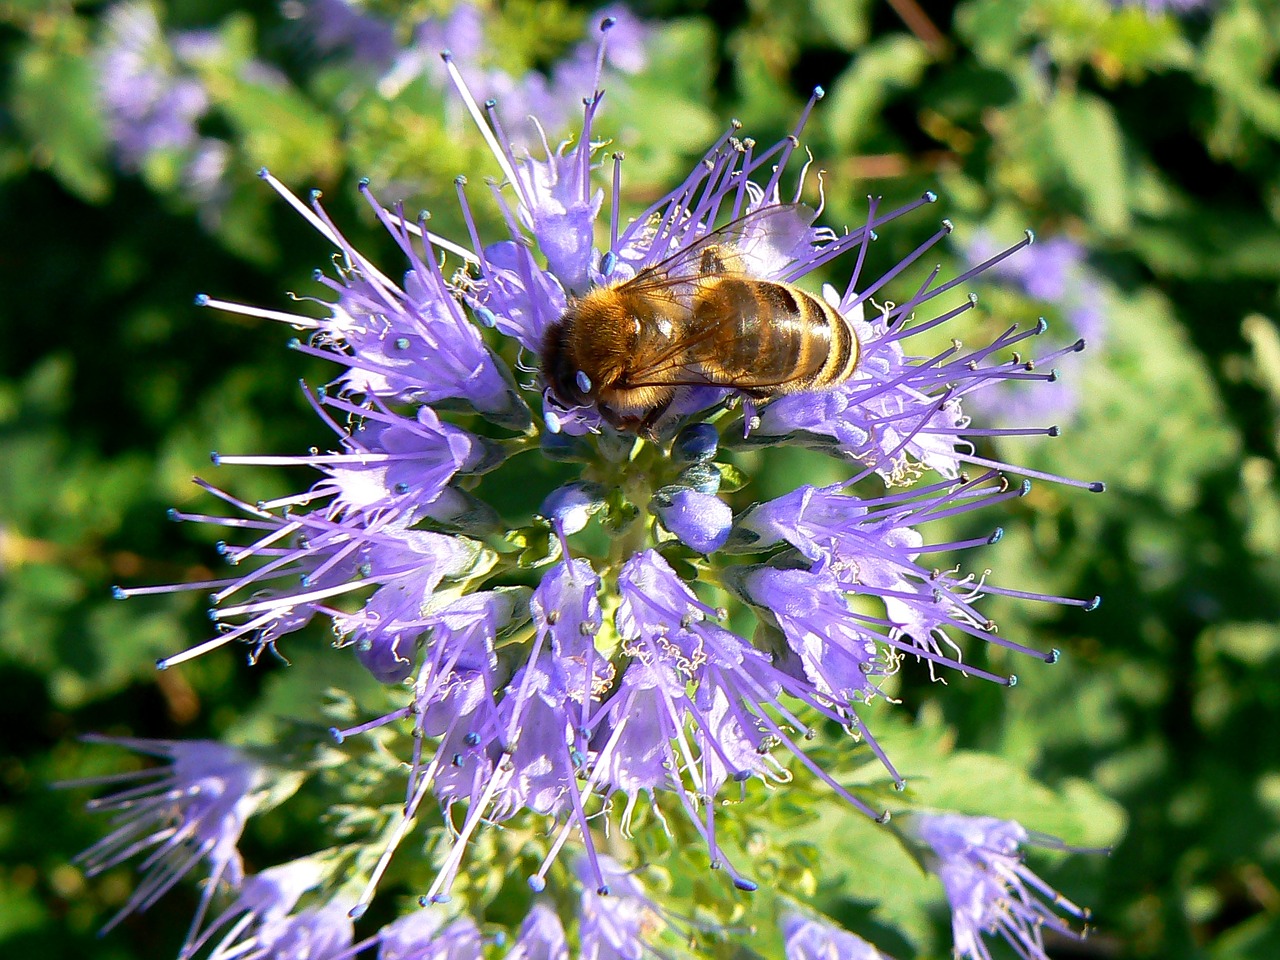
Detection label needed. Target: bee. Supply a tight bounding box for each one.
[540,204,860,433]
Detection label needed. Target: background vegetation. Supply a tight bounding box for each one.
[2,0,1278,957]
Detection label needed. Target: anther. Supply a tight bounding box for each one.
[1088,481,1106,493]
[1085,595,1102,611]
[111,585,126,600]
[475,307,496,328]
[941,219,954,233]
[257,167,270,179]
[876,810,892,824]
[1025,228,1035,244]
[309,189,322,202]
[968,292,979,305]
[193,293,210,306]
[600,251,617,276]
[924,190,938,203]
[1072,337,1086,351]
[454,175,467,186]
[209,451,222,465]
[329,727,345,744]
[440,50,453,62]
[349,904,367,921]
[813,85,825,99]
[1006,674,1019,687]
[597,885,610,897]
[358,177,370,189]
[734,877,759,892]
[576,370,593,394]
[484,98,496,109]
[312,268,324,281]
[464,732,480,746]
[1045,649,1061,664]
[528,875,546,892]
[1019,479,1032,495]
[394,337,410,350]
[601,15,616,29]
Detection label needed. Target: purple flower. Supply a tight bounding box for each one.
[961,232,1108,428]
[504,903,569,960]
[66,737,274,943]
[112,27,1104,925]
[652,487,733,552]
[782,910,885,960]
[911,812,1091,960]
[378,908,482,960]
[188,859,353,960]
[97,2,209,169]
[578,856,667,959]
[298,0,399,68]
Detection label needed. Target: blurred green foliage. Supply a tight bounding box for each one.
[2,0,1278,958]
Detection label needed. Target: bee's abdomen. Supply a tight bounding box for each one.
[695,278,855,391]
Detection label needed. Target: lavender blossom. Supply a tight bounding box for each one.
[65,737,275,943]
[505,903,569,960]
[910,812,1091,960]
[109,18,1102,936]
[782,910,884,960]
[961,232,1108,427]
[577,856,667,959]
[97,2,209,169]
[378,908,482,960]
[186,859,353,960]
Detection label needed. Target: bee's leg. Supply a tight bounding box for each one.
[638,398,676,441]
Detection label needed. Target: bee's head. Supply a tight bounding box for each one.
[540,313,595,408]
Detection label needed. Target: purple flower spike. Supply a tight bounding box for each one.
[66,737,274,946]
[911,812,1093,960]
[110,39,1106,934]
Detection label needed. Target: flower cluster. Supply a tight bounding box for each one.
[97,19,1103,960]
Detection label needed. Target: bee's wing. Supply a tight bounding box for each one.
[620,203,818,297]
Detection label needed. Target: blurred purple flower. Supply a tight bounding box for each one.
[961,232,1108,427]
[186,859,352,960]
[66,737,272,945]
[912,812,1091,960]
[97,2,209,169]
[505,903,569,960]
[378,908,482,960]
[782,910,884,960]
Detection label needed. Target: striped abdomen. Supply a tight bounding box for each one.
[691,276,859,394]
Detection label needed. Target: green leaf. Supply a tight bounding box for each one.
[1045,91,1129,236]
[824,35,930,152]
[11,23,110,202]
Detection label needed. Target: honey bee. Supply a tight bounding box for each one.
[540,204,860,433]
